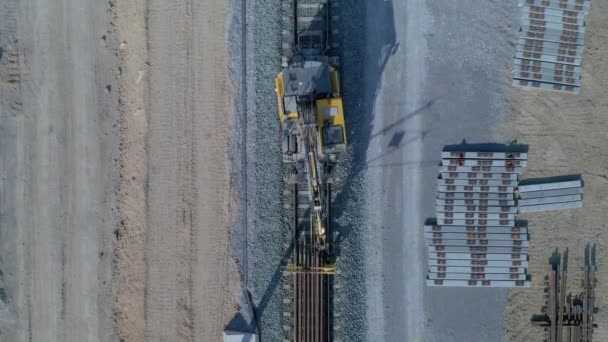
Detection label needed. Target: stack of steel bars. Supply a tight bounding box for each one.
[532,246,597,341]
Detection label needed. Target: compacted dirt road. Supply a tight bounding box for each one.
[113,0,240,341]
[0,0,118,340]
[143,0,239,340]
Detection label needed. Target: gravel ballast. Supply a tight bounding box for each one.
[228,0,287,339]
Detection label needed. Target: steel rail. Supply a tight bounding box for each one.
[283,0,336,340]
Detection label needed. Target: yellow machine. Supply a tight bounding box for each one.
[276,64,346,159]
[275,31,347,253]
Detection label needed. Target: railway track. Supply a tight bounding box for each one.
[287,174,332,342]
[281,0,340,66]
[282,170,333,342]
[280,1,340,341]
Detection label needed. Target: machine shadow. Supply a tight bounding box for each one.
[330,0,398,257]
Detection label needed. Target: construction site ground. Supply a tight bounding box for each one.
[1,0,608,341]
[501,1,608,340]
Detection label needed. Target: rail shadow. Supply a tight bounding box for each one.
[518,174,583,187]
[443,141,529,154]
[585,242,596,268]
[531,248,567,323]
[369,99,438,140]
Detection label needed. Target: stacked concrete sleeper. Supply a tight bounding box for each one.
[426,147,531,288]
[517,175,583,212]
[512,0,592,93]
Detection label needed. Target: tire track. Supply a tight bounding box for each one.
[144,0,238,340]
[144,0,191,338]
[189,1,239,339]
[113,0,149,340]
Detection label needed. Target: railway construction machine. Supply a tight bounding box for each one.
[275,10,346,256]
[275,1,345,340]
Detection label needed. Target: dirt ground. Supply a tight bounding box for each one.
[112,0,241,341]
[500,2,608,341]
[112,0,148,339]
[0,0,119,340]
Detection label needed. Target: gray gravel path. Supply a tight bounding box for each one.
[420,1,519,341]
[360,0,520,341]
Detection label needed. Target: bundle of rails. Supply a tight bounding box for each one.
[531,246,597,342]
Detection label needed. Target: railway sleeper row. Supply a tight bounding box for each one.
[279,0,341,340]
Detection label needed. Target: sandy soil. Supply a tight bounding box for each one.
[112,0,148,339]
[113,0,241,341]
[501,1,608,341]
